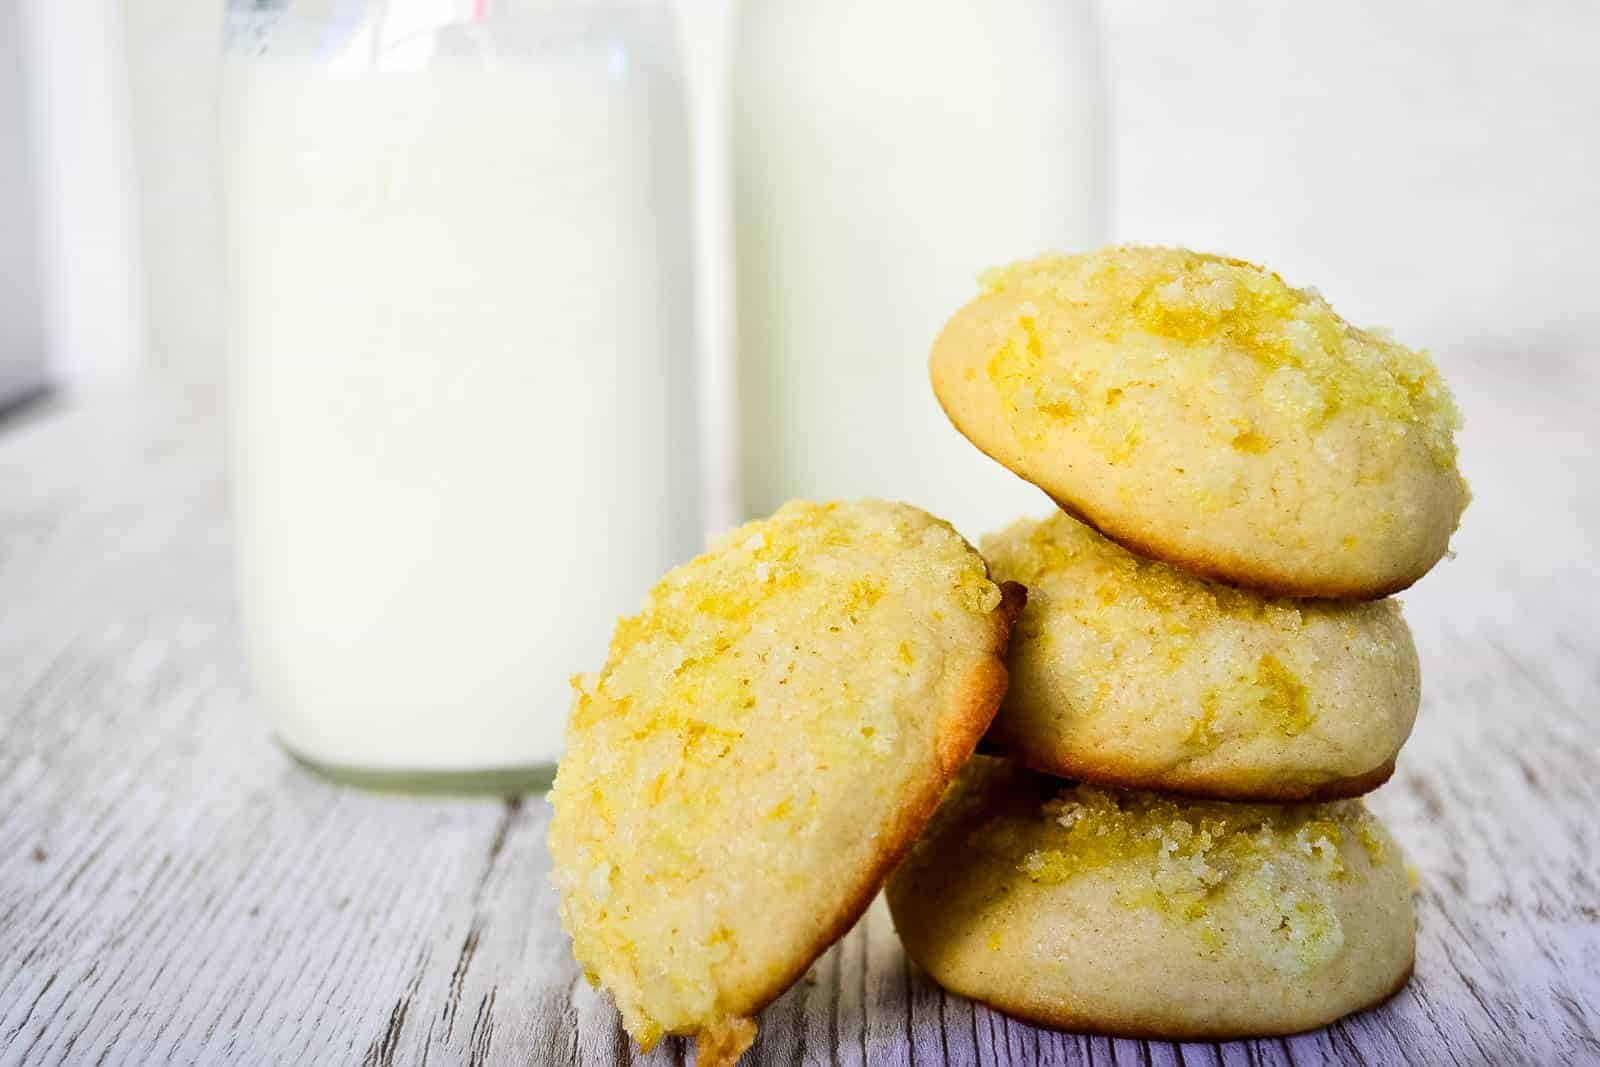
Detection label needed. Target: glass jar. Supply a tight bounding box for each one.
[733,0,1106,538]
[220,0,701,791]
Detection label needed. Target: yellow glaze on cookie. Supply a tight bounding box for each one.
[1011,787,1379,971]
[981,248,1459,467]
[888,758,1415,1039]
[982,512,1419,800]
[931,246,1470,598]
[549,500,1019,1065]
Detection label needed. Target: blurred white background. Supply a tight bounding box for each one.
[1106,2,1600,356]
[4,0,1597,395]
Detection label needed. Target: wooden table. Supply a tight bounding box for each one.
[3,354,1597,1066]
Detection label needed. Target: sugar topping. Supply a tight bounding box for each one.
[980,246,1462,468]
[1002,780,1385,972]
[551,500,1003,1048]
[983,512,1399,748]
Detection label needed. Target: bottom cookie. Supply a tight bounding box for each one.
[887,757,1415,1039]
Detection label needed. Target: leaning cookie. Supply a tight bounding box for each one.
[930,246,1468,599]
[888,757,1415,1040]
[981,511,1419,801]
[548,500,1023,1067]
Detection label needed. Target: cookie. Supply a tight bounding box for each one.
[888,758,1415,1039]
[548,500,1023,1066]
[982,512,1419,801]
[930,246,1468,598]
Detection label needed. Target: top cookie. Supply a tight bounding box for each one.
[547,500,1022,1067]
[930,246,1469,598]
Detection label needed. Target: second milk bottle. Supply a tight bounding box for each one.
[733,0,1106,537]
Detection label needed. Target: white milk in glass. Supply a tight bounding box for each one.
[221,10,699,787]
[734,0,1105,538]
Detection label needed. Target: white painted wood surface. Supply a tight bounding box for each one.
[2,351,1597,1066]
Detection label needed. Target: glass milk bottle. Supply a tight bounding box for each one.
[733,0,1105,537]
[220,0,701,791]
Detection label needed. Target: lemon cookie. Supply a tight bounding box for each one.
[982,512,1419,801]
[548,500,1023,1066]
[930,246,1468,598]
[888,758,1415,1039]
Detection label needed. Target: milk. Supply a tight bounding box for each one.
[734,0,1104,538]
[221,41,699,780]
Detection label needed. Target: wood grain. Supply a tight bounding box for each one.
[2,349,1598,1066]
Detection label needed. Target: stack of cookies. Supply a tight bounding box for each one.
[892,246,1468,1037]
[547,246,1467,1064]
